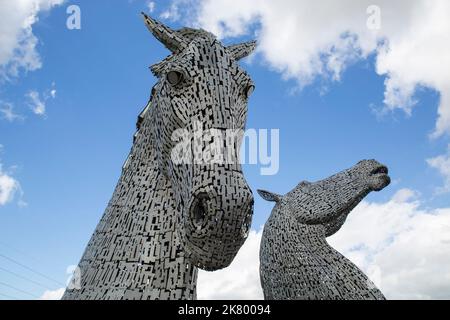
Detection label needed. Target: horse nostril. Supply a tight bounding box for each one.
[190,193,209,229]
[192,201,207,228]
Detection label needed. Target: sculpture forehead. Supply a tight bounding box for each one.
[287,174,352,198]
[187,38,250,77]
[190,35,225,52]
[354,159,381,171]
[282,160,388,205]
[153,37,251,81]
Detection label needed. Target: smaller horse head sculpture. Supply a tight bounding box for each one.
[258,159,391,235]
[141,14,256,270]
[257,160,390,299]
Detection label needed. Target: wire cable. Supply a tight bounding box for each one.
[0,241,41,264]
[0,253,65,287]
[0,281,39,299]
[0,266,53,290]
[0,292,20,300]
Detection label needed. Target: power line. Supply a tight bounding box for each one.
[0,292,20,300]
[0,241,41,264]
[0,254,65,287]
[0,266,53,290]
[0,281,39,299]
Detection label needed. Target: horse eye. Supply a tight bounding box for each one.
[167,71,184,86]
[245,84,255,98]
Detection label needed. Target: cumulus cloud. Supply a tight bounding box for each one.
[26,90,46,115]
[39,288,64,300]
[427,145,450,193]
[25,84,56,117]
[0,164,19,206]
[0,0,64,80]
[0,146,23,207]
[146,1,156,13]
[328,188,450,299]
[160,0,197,22]
[197,229,264,299]
[0,101,23,122]
[198,189,450,299]
[167,0,450,138]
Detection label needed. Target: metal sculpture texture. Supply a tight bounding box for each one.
[63,14,256,300]
[258,160,390,300]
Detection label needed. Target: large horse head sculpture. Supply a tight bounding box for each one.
[141,14,256,270]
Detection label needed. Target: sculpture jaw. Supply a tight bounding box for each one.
[321,160,391,232]
[324,160,391,220]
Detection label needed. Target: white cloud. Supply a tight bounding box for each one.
[1,84,55,120]
[0,147,25,207]
[47,82,57,99]
[26,90,46,116]
[147,1,156,13]
[0,164,19,206]
[169,0,450,138]
[198,189,450,299]
[197,229,264,299]
[25,83,57,116]
[0,0,64,80]
[0,101,23,122]
[39,288,64,300]
[160,0,197,22]
[328,189,450,299]
[427,145,450,193]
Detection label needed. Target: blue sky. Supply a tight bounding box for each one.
[1,0,449,300]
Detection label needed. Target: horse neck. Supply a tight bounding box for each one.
[116,103,198,299]
[262,205,379,298]
[64,101,197,300]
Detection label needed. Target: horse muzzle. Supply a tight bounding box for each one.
[183,168,254,270]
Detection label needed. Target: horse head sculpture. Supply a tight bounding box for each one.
[62,15,257,300]
[258,159,390,299]
[141,13,256,270]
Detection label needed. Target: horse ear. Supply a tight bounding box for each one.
[141,12,187,53]
[257,189,282,203]
[227,40,257,61]
[297,180,311,187]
